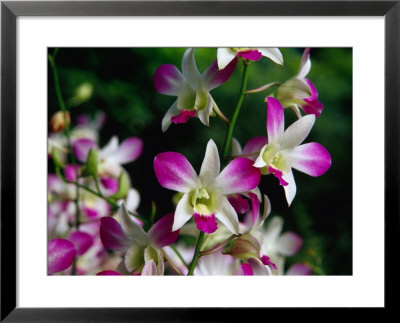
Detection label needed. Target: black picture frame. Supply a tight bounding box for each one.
[1,1,397,321]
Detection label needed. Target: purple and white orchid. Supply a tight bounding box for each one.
[217,48,283,70]
[259,216,303,275]
[154,139,261,234]
[275,48,323,117]
[253,97,331,205]
[154,48,237,132]
[73,135,143,177]
[99,203,179,275]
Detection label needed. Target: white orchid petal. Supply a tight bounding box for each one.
[118,203,147,246]
[173,193,194,231]
[297,48,312,78]
[199,139,220,186]
[182,48,201,88]
[231,138,243,156]
[196,94,213,127]
[99,136,119,159]
[258,48,284,65]
[279,114,315,150]
[217,48,237,70]
[215,197,239,234]
[264,216,284,244]
[126,188,140,213]
[283,170,297,206]
[253,145,268,168]
[161,101,180,132]
[141,259,158,276]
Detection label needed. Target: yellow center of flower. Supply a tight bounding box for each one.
[190,188,217,215]
[231,47,257,53]
[261,144,290,174]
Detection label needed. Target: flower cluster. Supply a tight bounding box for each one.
[48,47,331,276]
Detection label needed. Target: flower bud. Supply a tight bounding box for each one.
[68,82,94,107]
[84,148,98,176]
[223,233,260,260]
[274,78,311,107]
[51,148,65,169]
[49,111,70,133]
[110,171,130,200]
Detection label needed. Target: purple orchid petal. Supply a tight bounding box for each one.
[99,216,128,251]
[237,49,262,61]
[64,164,80,182]
[82,206,99,219]
[266,97,284,143]
[96,270,122,276]
[214,158,261,195]
[194,213,218,234]
[148,213,180,248]
[268,166,289,186]
[68,231,94,256]
[289,142,331,177]
[243,136,268,161]
[228,194,250,214]
[302,79,323,117]
[109,137,143,165]
[249,192,260,228]
[48,238,77,274]
[276,232,303,256]
[154,152,198,193]
[260,255,278,270]
[286,263,312,275]
[241,262,254,275]
[72,138,97,163]
[154,64,183,96]
[100,177,119,194]
[202,58,238,91]
[171,110,196,124]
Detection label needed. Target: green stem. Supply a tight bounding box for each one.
[170,245,188,268]
[222,61,250,158]
[93,175,102,195]
[55,168,147,224]
[187,231,205,275]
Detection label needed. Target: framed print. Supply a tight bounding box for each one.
[1,0,397,321]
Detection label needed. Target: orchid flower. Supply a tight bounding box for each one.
[73,135,143,177]
[100,203,179,275]
[217,48,283,70]
[154,139,261,234]
[226,194,278,275]
[154,48,237,132]
[275,48,323,117]
[194,252,240,275]
[259,216,304,275]
[72,221,121,275]
[253,97,331,206]
[48,116,102,163]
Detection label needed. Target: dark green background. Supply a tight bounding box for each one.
[48,48,352,275]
